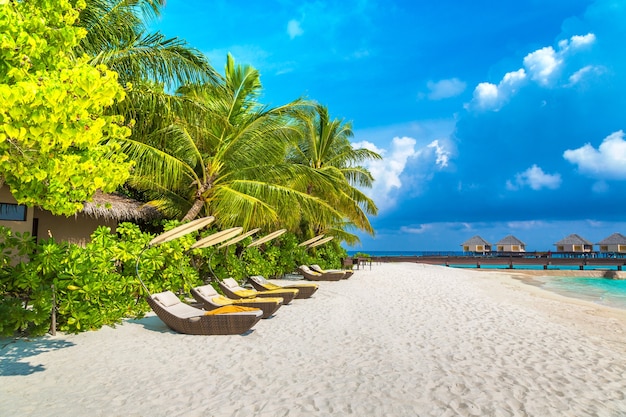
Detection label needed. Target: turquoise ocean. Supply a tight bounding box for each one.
[532,276,626,310]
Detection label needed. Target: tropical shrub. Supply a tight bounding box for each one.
[0,222,349,335]
[0,222,202,336]
[0,0,132,215]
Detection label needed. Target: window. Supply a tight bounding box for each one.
[0,203,27,221]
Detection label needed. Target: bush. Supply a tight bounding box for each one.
[0,222,201,336]
[0,223,350,335]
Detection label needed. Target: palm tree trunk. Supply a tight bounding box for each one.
[181,197,205,222]
[182,177,215,221]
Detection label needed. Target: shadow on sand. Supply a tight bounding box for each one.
[0,337,75,376]
[128,314,257,336]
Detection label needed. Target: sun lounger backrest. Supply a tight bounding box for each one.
[222,278,241,290]
[152,291,183,307]
[249,275,268,285]
[194,284,219,298]
[151,292,206,319]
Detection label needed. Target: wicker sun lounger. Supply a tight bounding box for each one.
[191,285,283,319]
[298,265,345,281]
[310,264,354,279]
[247,275,319,299]
[219,278,299,305]
[146,291,263,335]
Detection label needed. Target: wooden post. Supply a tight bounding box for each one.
[50,284,56,336]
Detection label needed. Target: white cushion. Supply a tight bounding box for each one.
[195,285,218,298]
[250,275,267,284]
[222,278,240,289]
[152,291,182,307]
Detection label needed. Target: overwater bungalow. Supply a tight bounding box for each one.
[596,233,626,253]
[0,186,160,245]
[554,234,593,253]
[461,235,492,253]
[496,235,526,252]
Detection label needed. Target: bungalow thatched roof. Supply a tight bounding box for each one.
[596,232,626,245]
[461,235,491,246]
[496,235,525,246]
[554,234,592,246]
[81,191,161,221]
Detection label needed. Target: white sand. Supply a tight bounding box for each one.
[1,263,625,417]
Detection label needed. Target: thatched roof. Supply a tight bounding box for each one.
[81,191,161,221]
[596,232,626,245]
[496,235,525,245]
[461,235,491,246]
[554,233,592,246]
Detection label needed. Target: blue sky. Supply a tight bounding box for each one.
[152,0,626,252]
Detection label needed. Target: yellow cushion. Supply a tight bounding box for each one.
[204,305,259,315]
[262,289,298,295]
[232,297,282,305]
[234,289,258,298]
[263,282,282,290]
[210,295,232,306]
[265,282,317,290]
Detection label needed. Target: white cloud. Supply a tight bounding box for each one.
[427,139,450,168]
[563,130,626,180]
[525,33,596,86]
[352,137,416,211]
[400,224,432,234]
[468,33,596,111]
[506,164,562,191]
[523,46,562,86]
[568,65,604,85]
[426,78,466,100]
[352,135,455,212]
[468,69,526,111]
[287,19,304,39]
[562,33,596,50]
[506,220,548,230]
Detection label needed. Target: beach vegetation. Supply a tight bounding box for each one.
[288,104,381,244]
[0,223,345,335]
[118,54,345,233]
[0,0,133,215]
[0,0,373,336]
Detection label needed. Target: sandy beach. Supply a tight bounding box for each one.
[1,263,625,417]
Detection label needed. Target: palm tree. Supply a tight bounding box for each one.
[120,54,344,230]
[75,0,219,140]
[289,104,381,243]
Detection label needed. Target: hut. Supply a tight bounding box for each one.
[495,235,526,252]
[461,235,492,253]
[596,233,626,254]
[0,186,160,245]
[554,234,593,253]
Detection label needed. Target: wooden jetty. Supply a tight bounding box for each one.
[366,253,626,271]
